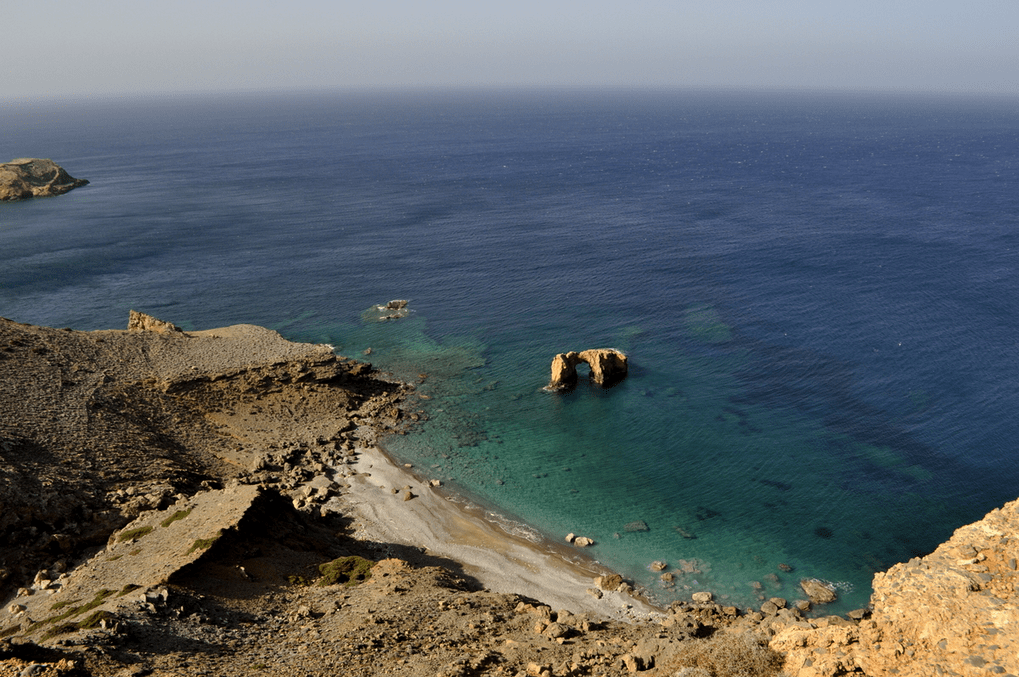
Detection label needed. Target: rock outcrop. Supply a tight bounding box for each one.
[127,310,185,334]
[362,299,411,322]
[0,158,88,201]
[4,484,263,643]
[799,578,838,605]
[0,313,406,605]
[546,349,628,390]
[771,498,1019,677]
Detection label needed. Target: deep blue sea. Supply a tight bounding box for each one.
[3,89,1018,613]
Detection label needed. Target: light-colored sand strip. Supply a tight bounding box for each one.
[337,444,664,623]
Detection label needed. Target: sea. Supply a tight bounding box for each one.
[3,88,1018,613]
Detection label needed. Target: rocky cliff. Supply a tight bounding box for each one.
[0,312,405,606]
[0,158,89,201]
[771,499,1019,677]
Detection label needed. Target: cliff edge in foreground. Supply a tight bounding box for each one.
[0,158,89,201]
[772,499,1018,677]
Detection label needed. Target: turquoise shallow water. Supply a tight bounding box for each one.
[284,306,970,613]
[3,89,1019,614]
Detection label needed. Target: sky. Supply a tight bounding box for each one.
[4,0,1018,100]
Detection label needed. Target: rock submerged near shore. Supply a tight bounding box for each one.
[1,313,1017,677]
[0,159,88,201]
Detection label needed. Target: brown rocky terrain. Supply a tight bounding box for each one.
[0,159,88,201]
[1,313,1016,677]
[770,499,1019,677]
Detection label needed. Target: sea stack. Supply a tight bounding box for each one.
[546,348,628,390]
[0,158,89,201]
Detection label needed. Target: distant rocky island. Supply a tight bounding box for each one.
[0,313,1015,677]
[0,159,88,201]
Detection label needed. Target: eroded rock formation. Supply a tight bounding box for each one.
[546,349,628,389]
[128,309,185,334]
[771,498,1019,677]
[0,158,88,201]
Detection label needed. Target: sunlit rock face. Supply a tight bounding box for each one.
[771,498,1019,677]
[547,349,628,390]
[0,158,88,201]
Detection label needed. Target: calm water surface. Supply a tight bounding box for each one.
[3,89,1018,611]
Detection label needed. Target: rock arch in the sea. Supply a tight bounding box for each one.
[546,349,628,390]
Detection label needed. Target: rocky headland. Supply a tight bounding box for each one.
[0,159,89,201]
[1,313,1016,677]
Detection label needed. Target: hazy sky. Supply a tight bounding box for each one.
[5,0,1018,99]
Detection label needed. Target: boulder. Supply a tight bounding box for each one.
[798,578,837,605]
[546,349,628,390]
[691,591,713,604]
[542,622,569,639]
[595,574,623,591]
[619,653,644,673]
[0,158,88,201]
[573,536,594,547]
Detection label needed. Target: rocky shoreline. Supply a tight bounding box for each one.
[0,159,88,201]
[1,313,1016,676]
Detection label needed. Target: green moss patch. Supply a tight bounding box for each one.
[118,584,143,597]
[42,609,116,640]
[160,507,193,528]
[28,589,115,636]
[318,556,374,587]
[50,598,81,611]
[77,609,115,630]
[117,526,154,542]
[187,530,223,555]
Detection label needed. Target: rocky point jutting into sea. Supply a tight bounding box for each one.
[0,313,1016,677]
[0,159,88,201]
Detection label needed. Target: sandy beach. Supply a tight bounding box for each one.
[336,442,663,622]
